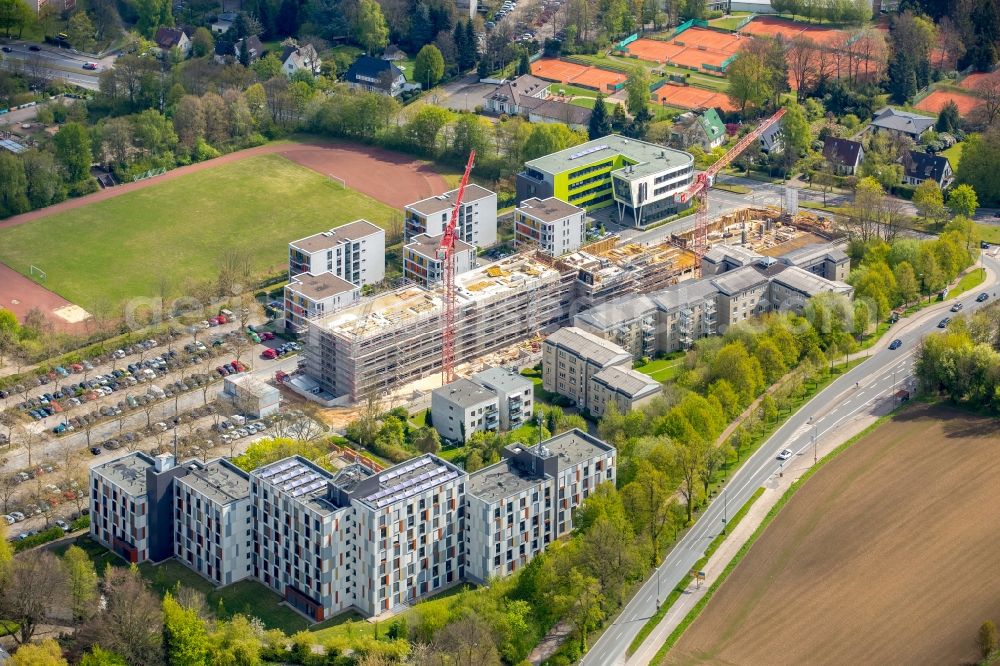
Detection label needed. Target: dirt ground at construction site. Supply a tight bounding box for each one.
[665,404,1000,666]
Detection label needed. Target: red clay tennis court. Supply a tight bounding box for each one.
[656,84,735,112]
[627,38,686,63]
[915,89,983,115]
[674,27,743,53]
[531,58,626,91]
[741,16,846,47]
[959,71,1000,91]
[625,29,743,73]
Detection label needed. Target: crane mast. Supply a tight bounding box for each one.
[439,151,476,385]
[676,107,787,257]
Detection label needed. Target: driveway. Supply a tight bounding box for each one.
[433,75,497,112]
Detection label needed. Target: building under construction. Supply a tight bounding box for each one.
[302,206,834,405]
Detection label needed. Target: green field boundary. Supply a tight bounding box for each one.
[650,411,899,664]
[626,486,765,657]
[947,267,987,298]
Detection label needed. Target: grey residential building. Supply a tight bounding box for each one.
[464,429,616,583]
[588,365,661,417]
[174,459,253,586]
[542,327,632,409]
[778,242,850,282]
[431,378,500,442]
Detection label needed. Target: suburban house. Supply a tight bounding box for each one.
[758,121,783,154]
[234,35,264,63]
[869,107,934,140]
[382,44,406,61]
[345,54,405,97]
[822,137,865,175]
[281,42,322,76]
[900,150,953,188]
[154,27,191,56]
[670,108,727,151]
[524,98,592,131]
[211,11,237,34]
[484,74,550,115]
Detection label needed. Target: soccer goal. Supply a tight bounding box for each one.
[29,265,47,281]
[328,174,347,189]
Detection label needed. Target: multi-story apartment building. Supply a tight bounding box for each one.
[588,365,661,417]
[516,135,694,226]
[778,242,850,282]
[404,185,498,248]
[472,367,534,431]
[430,378,500,442]
[464,429,616,583]
[514,197,587,257]
[574,244,854,355]
[287,220,385,287]
[402,233,475,288]
[283,272,361,335]
[92,431,616,621]
[174,459,252,586]
[90,452,189,564]
[346,454,466,615]
[249,457,354,621]
[542,326,631,409]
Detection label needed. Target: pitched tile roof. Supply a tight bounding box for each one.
[822,137,864,167]
[901,150,951,183]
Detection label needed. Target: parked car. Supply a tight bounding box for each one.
[10,512,25,522]
[90,447,102,455]
[55,519,70,531]
[261,348,278,360]
[2,515,13,525]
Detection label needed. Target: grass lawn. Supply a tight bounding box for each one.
[947,268,987,298]
[548,82,602,98]
[708,12,752,31]
[939,141,964,170]
[0,154,396,310]
[977,222,1000,245]
[635,357,684,382]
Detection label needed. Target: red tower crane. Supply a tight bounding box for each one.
[676,107,787,257]
[439,150,476,385]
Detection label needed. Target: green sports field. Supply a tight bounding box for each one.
[0,154,396,310]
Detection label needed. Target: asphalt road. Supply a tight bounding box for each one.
[1,42,106,91]
[581,251,1000,666]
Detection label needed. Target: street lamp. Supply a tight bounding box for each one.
[721,485,728,534]
[812,424,818,464]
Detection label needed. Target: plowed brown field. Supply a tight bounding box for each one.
[665,404,1000,666]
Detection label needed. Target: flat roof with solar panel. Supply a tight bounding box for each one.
[253,456,340,514]
[355,454,464,510]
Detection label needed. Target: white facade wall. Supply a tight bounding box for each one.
[90,472,149,563]
[174,474,252,586]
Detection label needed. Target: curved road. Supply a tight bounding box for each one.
[582,251,1000,666]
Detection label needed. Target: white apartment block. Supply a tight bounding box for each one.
[284,272,361,335]
[288,220,385,287]
[431,378,500,442]
[403,233,475,288]
[542,327,631,409]
[404,185,498,248]
[174,459,253,586]
[464,429,616,583]
[515,197,587,257]
[472,367,534,431]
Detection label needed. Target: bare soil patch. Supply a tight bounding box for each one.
[666,403,1000,666]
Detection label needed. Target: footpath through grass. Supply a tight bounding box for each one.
[0,154,397,310]
[651,412,898,665]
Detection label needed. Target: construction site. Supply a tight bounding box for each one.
[299,203,837,406]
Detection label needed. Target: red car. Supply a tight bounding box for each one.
[216,314,228,324]
[261,349,278,360]
[261,332,276,341]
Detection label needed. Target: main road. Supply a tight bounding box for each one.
[1,42,107,91]
[581,250,1000,666]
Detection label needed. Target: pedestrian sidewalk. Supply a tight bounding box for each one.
[628,401,889,666]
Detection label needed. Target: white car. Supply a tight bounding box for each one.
[2,515,13,525]
[777,448,793,461]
